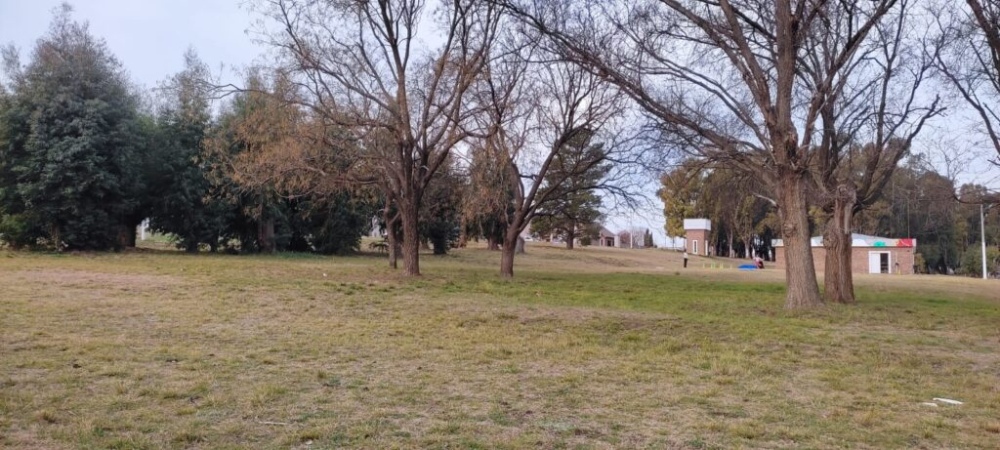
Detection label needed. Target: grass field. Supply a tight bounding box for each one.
[1,244,999,449]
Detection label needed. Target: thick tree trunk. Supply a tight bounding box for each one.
[258,216,276,254]
[728,229,735,258]
[515,236,525,254]
[119,220,138,249]
[487,237,500,251]
[566,222,576,250]
[776,172,823,309]
[499,223,522,278]
[51,226,61,252]
[500,213,527,277]
[500,238,516,278]
[823,185,857,304]
[399,204,421,276]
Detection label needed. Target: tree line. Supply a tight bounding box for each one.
[659,156,1000,276]
[496,0,1000,307]
[0,10,374,255]
[0,4,616,270]
[3,1,1000,309]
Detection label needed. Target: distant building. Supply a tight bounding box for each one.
[683,219,711,255]
[771,234,916,275]
[597,227,616,247]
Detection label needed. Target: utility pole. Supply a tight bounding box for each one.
[983,203,996,280]
[983,204,988,280]
[629,211,634,249]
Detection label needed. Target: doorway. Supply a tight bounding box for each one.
[868,251,891,274]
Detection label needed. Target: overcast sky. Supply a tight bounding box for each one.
[0,0,261,89]
[2,0,998,243]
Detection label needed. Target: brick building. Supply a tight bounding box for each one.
[772,234,916,275]
[683,219,711,256]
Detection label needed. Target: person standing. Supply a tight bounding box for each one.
[683,251,689,268]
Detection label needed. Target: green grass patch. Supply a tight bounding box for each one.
[1,247,998,448]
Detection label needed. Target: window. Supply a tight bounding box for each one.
[693,240,699,255]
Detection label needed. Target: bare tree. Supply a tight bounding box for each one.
[495,0,922,308]
[936,0,1000,165]
[253,0,501,276]
[808,0,942,304]
[474,41,630,277]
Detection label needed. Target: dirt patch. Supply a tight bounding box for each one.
[3,270,183,292]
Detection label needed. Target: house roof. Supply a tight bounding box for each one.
[772,233,915,248]
[599,227,615,237]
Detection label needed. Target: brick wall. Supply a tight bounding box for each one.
[686,229,709,255]
[773,246,915,274]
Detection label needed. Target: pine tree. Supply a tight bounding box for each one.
[0,6,143,250]
[147,50,230,252]
[531,136,609,250]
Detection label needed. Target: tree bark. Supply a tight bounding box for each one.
[823,185,858,304]
[258,214,276,254]
[776,172,824,308]
[565,221,576,250]
[399,204,421,276]
[385,211,399,269]
[500,226,520,278]
[119,220,139,249]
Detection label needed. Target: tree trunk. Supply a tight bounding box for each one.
[119,220,138,249]
[385,214,399,269]
[258,217,276,254]
[500,230,517,278]
[51,226,61,252]
[500,210,530,277]
[399,204,421,276]
[776,171,823,309]
[728,229,735,258]
[566,222,576,250]
[487,237,500,250]
[823,185,857,304]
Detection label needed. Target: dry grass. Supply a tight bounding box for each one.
[1,245,998,449]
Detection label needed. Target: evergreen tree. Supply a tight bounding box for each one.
[0,6,143,250]
[294,193,374,255]
[420,160,463,255]
[530,137,609,250]
[147,50,230,252]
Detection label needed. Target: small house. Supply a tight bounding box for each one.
[683,219,711,255]
[771,234,916,275]
[595,227,616,247]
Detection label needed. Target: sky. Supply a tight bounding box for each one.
[1,0,998,246]
[0,0,261,90]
